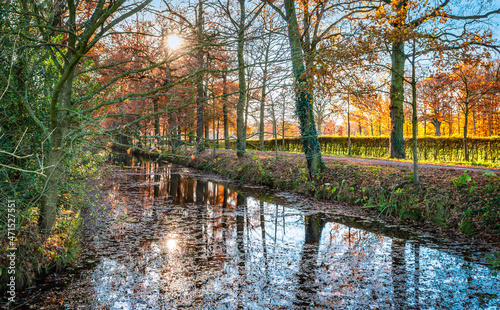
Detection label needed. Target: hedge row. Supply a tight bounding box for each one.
[227,136,500,163]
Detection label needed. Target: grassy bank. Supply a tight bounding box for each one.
[159,149,500,242]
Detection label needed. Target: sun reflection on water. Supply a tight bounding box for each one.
[166,239,177,251]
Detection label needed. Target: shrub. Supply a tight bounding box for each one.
[228,136,500,164]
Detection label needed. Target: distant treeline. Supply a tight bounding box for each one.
[226,137,500,163]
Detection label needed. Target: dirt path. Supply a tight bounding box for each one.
[215,149,500,173]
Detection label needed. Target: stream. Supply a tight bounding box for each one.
[13,156,500,309]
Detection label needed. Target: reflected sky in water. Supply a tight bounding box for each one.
[80,157,500,309]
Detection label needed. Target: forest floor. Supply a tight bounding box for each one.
[157,147,500,245]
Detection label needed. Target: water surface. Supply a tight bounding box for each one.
[19,157,500,309]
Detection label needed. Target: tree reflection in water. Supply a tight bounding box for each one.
[295,216,326,307]
[57,158,500,309]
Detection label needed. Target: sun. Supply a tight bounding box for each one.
[166,35,181,50]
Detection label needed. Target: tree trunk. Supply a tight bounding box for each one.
[39,72,75,233]
[222,72,230,148]
[423,105,427,136]
[282,116,285,151]
[449,113,453,136]
[212,81,216,157]
[236,0,246,158]
[348,95,351,156]
[259,42,269,150]
[272,104,278,159]
[164,63,173,149]
[464,107,469,161]
[216,118,220,148]
[472,110,476,136]
[431,118,441,137]
[196,0,205,153]
[244,85,250,150]
[411,43,419,185]
[189,130,194,144]
[153,97,160,148]
[488,113,492,136]
[168,112,177,151]
[283,0,325,176]
[389,40,406,159]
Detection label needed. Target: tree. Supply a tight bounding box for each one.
[448,59,499,160]
[216,0,264,158]
[419,72,452,136]
[28,0,153,232]
[196,0,206,153]
[313,90,335,136]
[266,0,326,176]
[367,0,500,158]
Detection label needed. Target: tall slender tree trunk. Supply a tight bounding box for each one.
[410,41,419,185]
[196,0,205,153]
[153,97,160,148]
[282,113,285,151]
[236,0,246,158]
[348,94,351,156]
[472,110,476,136]
[271,103,278,159]
[259,47,269,150]
[464,103,469,161]
[164,63,173,149]
[449,113,453,136]
[212,80,216,157]
[423,105,427,136]
[216,118,220,148]
[168,113,177,151]
[389,39,406,159]
[488,114,492,136]
[283,0,325,176]
[222,72,230,148]
[244,87,250,150]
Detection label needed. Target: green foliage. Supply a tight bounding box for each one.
[483,170,497,177]
[453,171,472,187]
[256,159,273,185]
[0,143,105,289]
[294,77,326,174]
[362,186,418,218]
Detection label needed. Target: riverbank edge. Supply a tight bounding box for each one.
[140,148,500,244]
